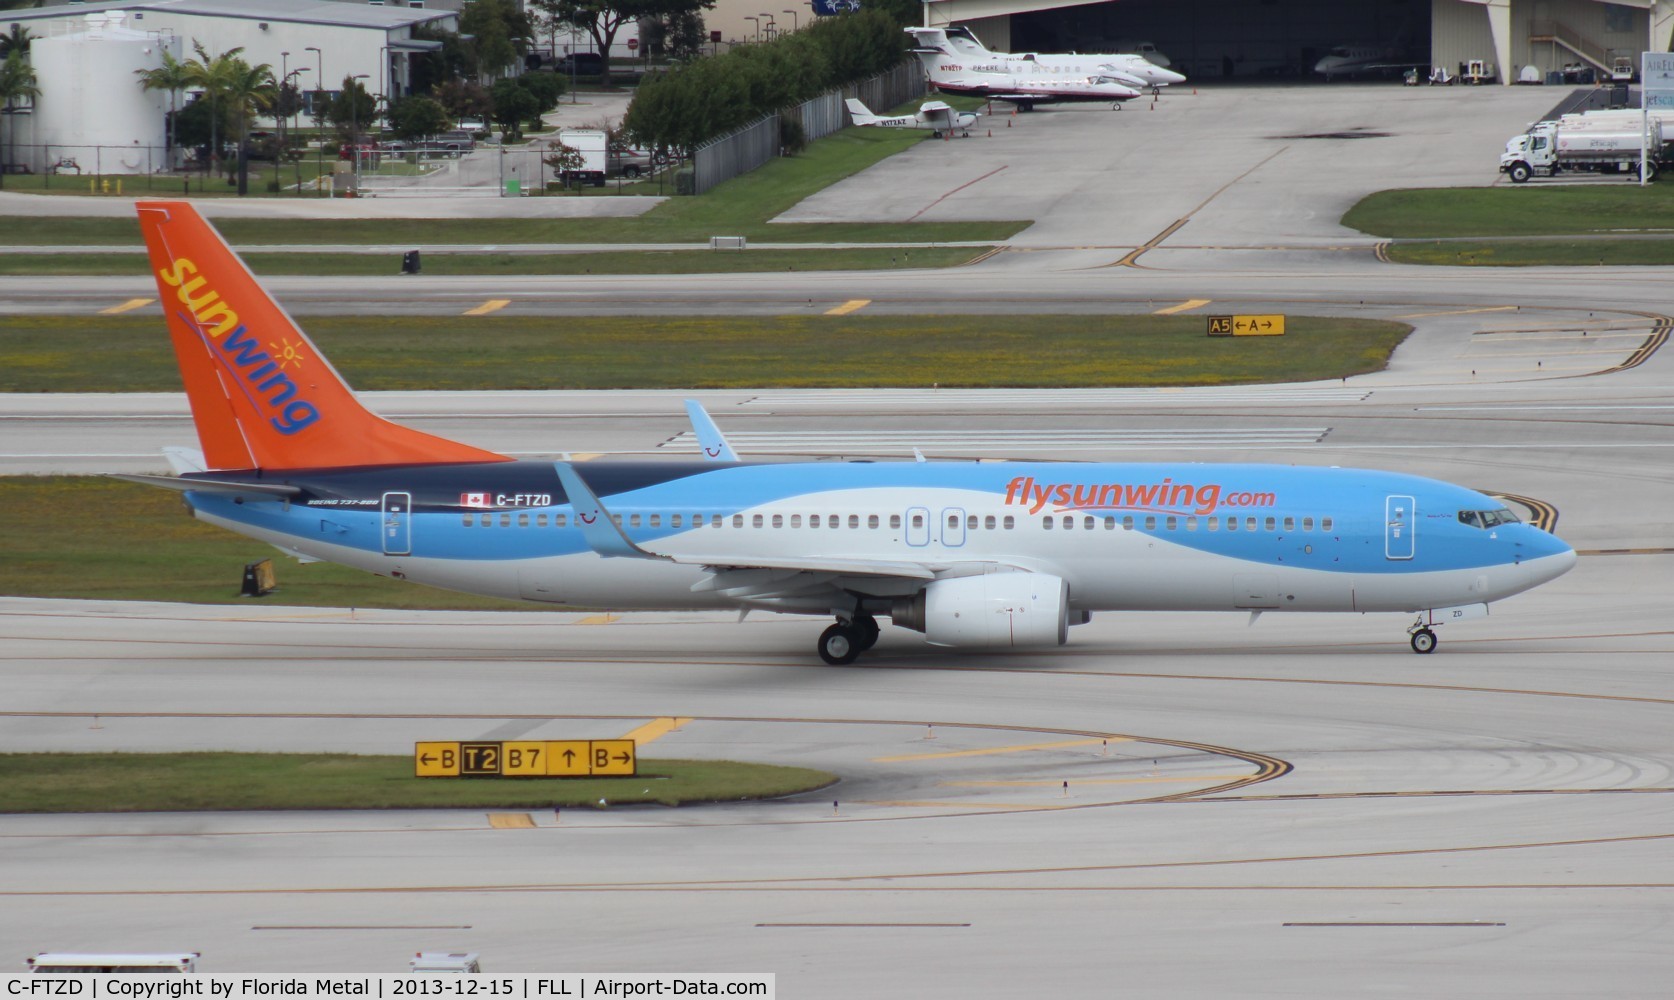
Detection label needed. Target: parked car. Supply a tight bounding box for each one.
[455,118,489,140]
[556,52,605,75]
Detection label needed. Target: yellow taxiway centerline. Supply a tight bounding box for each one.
[464,299,511,316]
[825,299,871,316]
[1153,298,1211,315]
[573,613,620,626]
[100,298,154,315]
[620,717,693,746]
[940,773,1245,788]
[487,813,536,829]
[873,737,1125,763]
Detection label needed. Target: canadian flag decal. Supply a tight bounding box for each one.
[460,492,491,508]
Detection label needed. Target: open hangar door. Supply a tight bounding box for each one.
[1010,0,1431,81]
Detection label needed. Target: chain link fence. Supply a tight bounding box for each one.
[692,61,927,195]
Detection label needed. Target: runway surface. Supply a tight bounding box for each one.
[2,83,1672,993]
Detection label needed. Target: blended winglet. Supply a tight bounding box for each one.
[135,201,509,472]
[553,462,663,560]
[683,399,740,462]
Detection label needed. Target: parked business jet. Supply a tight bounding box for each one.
[846,98,979,137]
[907,26,1187,91]
[121,201,1576,663]
[912,51,1143,111]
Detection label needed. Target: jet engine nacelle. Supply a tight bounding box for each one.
[891,572,1069,648]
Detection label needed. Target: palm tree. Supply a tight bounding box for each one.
[0,48,39,191]
[0,24,32,60]
[134,47,191,170]
[218,56,276,195]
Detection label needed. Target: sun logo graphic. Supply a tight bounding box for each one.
[268,337,307,371]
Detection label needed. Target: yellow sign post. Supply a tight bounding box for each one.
[1208,314,1286,337]
[414,740,638,778]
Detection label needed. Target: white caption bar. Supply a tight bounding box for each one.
[3,976,774,1000]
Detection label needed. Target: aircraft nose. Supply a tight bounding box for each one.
[1161,69,1186,84]
[1522,530,1577,584]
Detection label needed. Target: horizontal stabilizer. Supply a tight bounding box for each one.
[109,473,301,497]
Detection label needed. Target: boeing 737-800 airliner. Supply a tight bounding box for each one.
[121,202,1576,663]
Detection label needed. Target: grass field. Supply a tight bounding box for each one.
[0,477,537,608]
[0,247,988,277]
[1383,237,1674,266]
[1344,185,1674,238]
[0,753,837,812]
[0,127,1025,247]
[0,314,1412,392]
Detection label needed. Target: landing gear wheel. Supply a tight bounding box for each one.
[818,623,861,665]
[1410,628,1437,654]
[853,616,880,652]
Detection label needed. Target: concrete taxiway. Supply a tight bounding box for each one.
[1,83,1672,993]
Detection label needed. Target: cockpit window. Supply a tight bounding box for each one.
[1459,508,1519,529]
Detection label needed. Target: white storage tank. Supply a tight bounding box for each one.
[28,12,175,175]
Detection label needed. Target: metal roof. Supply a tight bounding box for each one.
[0,0,455,32]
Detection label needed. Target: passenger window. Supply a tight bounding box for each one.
[611,514,622,526]
[1122,516,1134,531]
[1302,517,1313,531]
[791,514,802,528]
[810,515,821,528]
[500,513,512,527]
[948,514,959,528]
[771,514,783,528]
[1207,517,1218,532]
[891,515,902,529]
[536,513,547,528]
[712,515,723,528]
[629,513,641,528]
[869,515,880,529]
[649,514,661,528]
[911,514,924,528]
[1044,517,1054,530]
[1226,517,1237,532]
[555,514,566,528]
[670,514,681,528]
[1245,517,1257,532]
[1003,516,1015,529]
[1264,517,1275,531]
[1283,517,1294,531]
[1186,516,1197,531]
[518,513,530,528]
[1166,516,1177,530]
[1104,517,1114,530]
[1062,516,1072,530]
[1144,516,1156,531]
[848,515,859,528]
[968,515,978,529]
[1322,517,1334,531]
[752,514,763,528]
[462,514,473,526]
[1084,516,1094,531]
[985,515,997,530]
[733,514,744,528]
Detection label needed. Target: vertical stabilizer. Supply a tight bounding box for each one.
[135,201,510,471]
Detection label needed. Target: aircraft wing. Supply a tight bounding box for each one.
[554,462,943,584]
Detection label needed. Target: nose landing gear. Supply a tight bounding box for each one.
[1409,627,1437,654]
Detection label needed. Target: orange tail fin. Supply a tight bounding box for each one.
[136,201,509,472]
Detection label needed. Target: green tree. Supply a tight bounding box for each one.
[387,95,451,141]
[134,47,193,170]
[531,0,714,89]
[328,75,377,142]
[461,0,532,82]
[176,43,275,191]
[0,48,39,190]
[435,79,492,119]
[489,77,539,140]
[517,69,564,113]
[0,23,32,59]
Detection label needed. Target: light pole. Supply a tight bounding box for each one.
[279,51,289,147]
[782,9,798,32]
[304,46,322,129]
[287,68,310,136]
[761,14,775,40]
[745,16,759,42]
[349,73,369,173]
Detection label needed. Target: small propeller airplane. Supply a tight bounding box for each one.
[845,98,979,138]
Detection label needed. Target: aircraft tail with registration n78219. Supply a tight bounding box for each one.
[135,201,509,472]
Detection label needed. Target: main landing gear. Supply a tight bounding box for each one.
[1407,618,1438,654]
[818,615,880,665]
